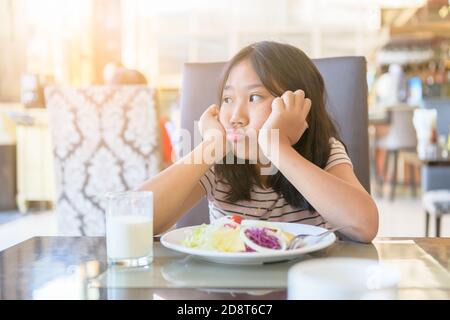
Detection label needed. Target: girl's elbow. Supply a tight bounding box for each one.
[356,202,379,243]
[359,225,378,243]
[351,225,377,243]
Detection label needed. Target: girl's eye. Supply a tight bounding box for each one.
[249,94,262,102]
[223,97,232,104]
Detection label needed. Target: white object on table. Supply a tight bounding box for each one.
[106,191,154,267]
[287,257,400,300]
[161,222,336,265]
[106,215,154,259]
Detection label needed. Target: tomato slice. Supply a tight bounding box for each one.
[231,214,242,224]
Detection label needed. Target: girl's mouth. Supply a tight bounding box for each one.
[226,129,246,142]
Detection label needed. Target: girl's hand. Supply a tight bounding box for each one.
[258,90,311,156]
[198,104,228,161]
[198,104,226,141]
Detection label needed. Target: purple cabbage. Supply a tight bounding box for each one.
[244,227,281,250]
[245,245,255,252]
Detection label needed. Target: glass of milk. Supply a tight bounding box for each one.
[105,191,154,267]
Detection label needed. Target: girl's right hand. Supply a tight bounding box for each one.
[198,104,228,161]
[198,104,226,142]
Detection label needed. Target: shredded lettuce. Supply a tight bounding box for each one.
[181,224,211,249]
[181,223,245,252]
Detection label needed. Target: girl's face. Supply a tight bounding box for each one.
[219,59,275,160]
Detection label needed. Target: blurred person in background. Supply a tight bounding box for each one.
[103,62,148,85]
[374,64,407,107]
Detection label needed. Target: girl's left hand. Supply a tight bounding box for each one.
[258,90,311,156]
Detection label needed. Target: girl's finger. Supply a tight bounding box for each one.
[294,89,305,110]
[209,104,219,114]
[271,97,285,111]
[205,104,220,118]
[200,105,218,124]
[281,91,294,110]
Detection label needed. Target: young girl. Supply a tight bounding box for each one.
[140,41,378,243]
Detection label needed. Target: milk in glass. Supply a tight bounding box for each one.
[106,215,153,259]
[105,191,154,267]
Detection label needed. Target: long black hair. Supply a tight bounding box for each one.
[215,41,340,210]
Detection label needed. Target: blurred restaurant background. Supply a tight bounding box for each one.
[0,0,449,249]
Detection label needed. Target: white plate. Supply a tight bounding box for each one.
[160,222,336,265]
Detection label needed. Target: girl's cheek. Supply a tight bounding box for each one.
[252,105,272,128]
[218,109,228,126]
[258,116,269,131]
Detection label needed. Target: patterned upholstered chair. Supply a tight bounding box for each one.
[45,86,161,236]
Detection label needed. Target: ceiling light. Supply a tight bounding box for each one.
[438,5,449,18]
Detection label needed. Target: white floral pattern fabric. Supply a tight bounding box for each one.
[45,86,161,236]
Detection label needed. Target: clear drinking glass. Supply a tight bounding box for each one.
[105,191,154,267]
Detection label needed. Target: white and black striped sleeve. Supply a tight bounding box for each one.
[199,167,216,201]
[324,137,353,171]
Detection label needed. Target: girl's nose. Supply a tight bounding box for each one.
[229,103,248,127]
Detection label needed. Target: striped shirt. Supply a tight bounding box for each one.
[199,137,353,227]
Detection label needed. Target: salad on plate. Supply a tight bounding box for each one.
[181,215,296,253]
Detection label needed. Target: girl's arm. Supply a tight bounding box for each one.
[259,90,378,243]
[138,140,210,234]
[274,143,378,243]
[138,105,227,234]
